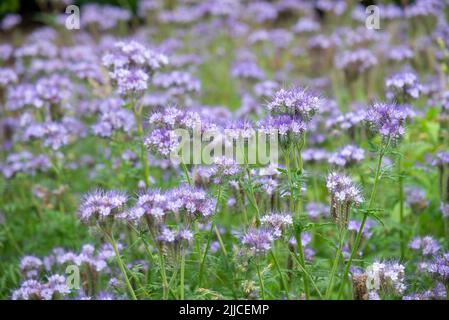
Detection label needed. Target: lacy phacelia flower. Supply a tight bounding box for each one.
[365,261,406,298]
[156,225,193,245]
[92,97,135,138]
[409,236,440,256]
[82,4,131,30]
[365,102,406,142]
[123,189,170,224]
[35,75,72,105]
[328,145,365,167]
[12,275,70,300]
[20,256,43,279]
[305,202,330,220]
[258,114,306,148]
[171,185,216,220]
[385,72,421,101]
[441,203,449,218]
[348,219,376,239]
[260,212,293,238]
[0,68,18,88]
[23,122,70,150]
[326,172,363,229]
[267,87,322,122]
[335,49,378,80]
[78,189,128,224]
[0,151,51,179]
[405,187,429,211]
[102,40,168,96]
[152,71,201,96]
[427,252,449,286]
[242,228,274,254]
[231,60,265,81]
[6,83,45,110]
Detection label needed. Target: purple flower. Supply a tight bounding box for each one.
[171,185,216,219]
[258,114,306,148]
[293,17,320,33]
[1,13,21,30]
[365,102,406,142]
[123,189,169,224]
[6,83,45,110]
[20,256,43,279]
[366,261,406,297]
[36,75,72,105]
[405,187,429,211]
[328,145,365,167]
[92,98,135,138]
[267,87,322,122]
[144,128,180,157]
[409,236,440,256]
[103,40,168,96]
[260,212,293,238]
[305,202,330,220]
[23,122,70,151]
[12,275,70,300]
[82,4,131,30]
[0,151,51,179]
[427,252,449,285]
[387,45,414,62]
[335,49,378,80]
[0,68,18,88]
[242,228,274,253]
[152,71,201,95]
[348,219,376,239]
[385,72,421,101]
[326,172,363,228]
[78,189,128,224]
[231,60,265,81]
[441,203,449,218]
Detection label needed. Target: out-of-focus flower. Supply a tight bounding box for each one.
[242,228,274,254]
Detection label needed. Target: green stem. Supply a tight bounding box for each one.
[256,259,265,300]
[326,228,345,299]
[107,232,137,300]
[339,140,389,298]
[132,101,150,187]
[181,162,191,186]
[180,245,186,299]
[290,252,324,299]
[398,155,405,262]
[245,167,261,226]
[198,185,222,285]
[270,250,289,299]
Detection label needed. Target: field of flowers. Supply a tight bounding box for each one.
[1,0,449,301]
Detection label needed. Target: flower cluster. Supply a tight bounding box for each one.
[409,236,440,257]
[328,144,365,167]
[78,189,128,225]
[102,41,169,96]
[326,172,363,229]
[365,102,407,142]
[365,261,407,299]
[242,228,274,254]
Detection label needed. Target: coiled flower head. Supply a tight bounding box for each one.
[78,189,128,226]
[326,172,363,229]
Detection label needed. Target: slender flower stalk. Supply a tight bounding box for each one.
[104,231,137,300]
[326,227,346,299]
[270,248,289,299]
[339,139,390,297]
[397,154,405,261]
[132,100,150,187]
